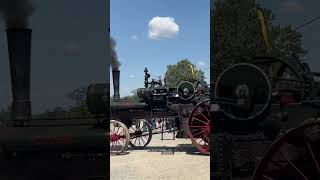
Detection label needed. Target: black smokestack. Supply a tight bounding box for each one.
[110,37,120,70]
[112,70,120,101]
[6,28,32,122]
[0,0,34,28]
[110,37,120,101]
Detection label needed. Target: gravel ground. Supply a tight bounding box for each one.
[110,133,210,180]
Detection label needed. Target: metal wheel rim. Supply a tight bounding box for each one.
[187,99,211,155]
[253,121,320,180]
[129,119,152,149]
[110,120,129,155]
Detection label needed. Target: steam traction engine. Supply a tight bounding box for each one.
[211,56,320,179]
[0,28,108,179]
[94,67,211,155]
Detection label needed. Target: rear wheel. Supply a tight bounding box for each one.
[253,120,320,180]
[187,99,211,155]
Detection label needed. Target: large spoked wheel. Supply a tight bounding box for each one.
[253,120,320,180]
[187,99,211,155]
[110,120,129,155]
[129,119,152,149]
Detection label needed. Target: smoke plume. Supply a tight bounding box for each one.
[110,37,120,70]
[0,0,34,28]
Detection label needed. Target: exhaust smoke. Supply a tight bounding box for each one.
[110,37,120,71]
[110,37,121,101]
[0,0,34,28]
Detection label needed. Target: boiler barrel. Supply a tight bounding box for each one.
[87,83,109,114]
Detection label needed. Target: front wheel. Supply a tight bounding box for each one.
[110,120,129,155]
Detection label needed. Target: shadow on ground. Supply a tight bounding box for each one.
[127,143,209,156]
[110,152,130,156]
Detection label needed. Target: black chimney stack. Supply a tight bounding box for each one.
[6,28,32,123]
[112,70,120,101]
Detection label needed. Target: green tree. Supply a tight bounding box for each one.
[211,0,307,81]
[65,87,88,113]
[121,89,140,102]
[66,87,87,106]
[164,59,205,86]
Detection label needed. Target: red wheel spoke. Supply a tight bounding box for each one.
[200,112,210,122]
[187,99,210,155]
[254,122,320,179]
[262,174,275,180]
[197,138,204,144]
[281,151,309,180]
[192,128,207,137]
[120,137,125,144]
[191,128,202,132]
[192,117,207,124]
[205,105,211,118]
[189,125,207,128]
[306,140,320,175]
[112,125,115,133]
[118,129,124,136]
[115,126,120,134]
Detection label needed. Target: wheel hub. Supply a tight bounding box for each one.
[110,133,125,142]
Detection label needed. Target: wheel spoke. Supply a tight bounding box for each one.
[134,137,138,145]
[306,140,320,175]
[140,137,145,145]
[197,138,204,144]
[192,128,207,137]
[192,117,207,124]
[280,151,309,180]
[200,112,210,122]
[262,174,275,180]
[189,125,207,128]
[205,105,211,118]
[115,126,120,134]
[129,119,152,149]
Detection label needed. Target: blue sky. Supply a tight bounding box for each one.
[111,0,210,97]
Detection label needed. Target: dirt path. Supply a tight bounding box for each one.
[110,134,210,180]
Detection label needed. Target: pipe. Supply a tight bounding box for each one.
[6,28,32,122]
[112,70,120,101]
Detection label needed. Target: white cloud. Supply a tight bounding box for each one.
[131,35,138,40]
[129,74,135,78]
[197,61,206,68]
[282,1,304,13]
[148,16,179,40]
